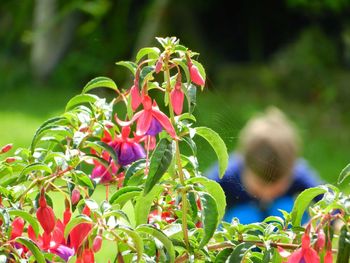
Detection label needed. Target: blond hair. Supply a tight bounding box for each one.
[238,107,300,183]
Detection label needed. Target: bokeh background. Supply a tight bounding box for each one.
[1,0,350,190]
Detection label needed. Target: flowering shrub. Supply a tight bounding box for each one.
[0,37,349,262]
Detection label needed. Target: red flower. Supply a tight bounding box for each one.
[10,217,24,240]
[71,189,81,205]
[170,81,184,115]
[324,250,333,263]
[36,192,56,234]
[92,235,103,252]
[287,233,320,263]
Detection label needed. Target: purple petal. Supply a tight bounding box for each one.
[50,245,74,262]
[146,118,163,136]
[117,142,145,166]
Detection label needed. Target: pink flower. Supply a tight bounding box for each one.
[170,81,184,115]
[187,59,205,86]
[287,233,320,263]
[120,95,177,139]
[113,126,146,166]
[130,83,142,111]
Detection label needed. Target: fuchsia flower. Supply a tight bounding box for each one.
[113,126,146,166]
[120,95,177,139]
[170,81,184,115]
[36,192,56,234]
[28,220,74,262]
[187,58,205,86]
[130,82,142,111]
[287,233,320,263]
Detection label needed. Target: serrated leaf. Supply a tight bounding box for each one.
[135,185,164,226]
[109,186,142,205]
[136,47,160,63]
[144,139,174,195]
[65,94,99,111]
[198,191,219,248]
[116,61,137,75]
[291,186,327,226]
[64,215,93,238]
[137,224,175,263]
[195,127,228,178]
[15,237,46,263]
[9,210,40,238]
[338,163,350,184]
[82,76,118,94]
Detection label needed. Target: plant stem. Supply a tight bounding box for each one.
[165,56,190,249]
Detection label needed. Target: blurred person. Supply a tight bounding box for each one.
[206,106,322,224]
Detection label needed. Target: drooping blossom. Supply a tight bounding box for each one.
[92,235,103,253]
[170,81,184,115]
[10,217,25,240]
[28,220,74,262]
[187,58,205,86]
[113,126,146,166]
[287,233,320,263]
[71,189,81,205]
[36,191,56,234]
[118,95,177,139]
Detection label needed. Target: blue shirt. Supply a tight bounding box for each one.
[205,153,322,224]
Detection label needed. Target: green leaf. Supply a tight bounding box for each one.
[195,127,228,178]
[9,210,40,238]
[137,224,175,263]
[138,65,155,88]
[74,171,95,189]
[82,76,118,94]
[215,248,233,263]
[198,191,219,248]
[109,186,142,205]
[64,215,93,238]
[20,163,52,178]
[43,252,66,263]
[228,243,253,263]
[118,226,144,262]
[186,177,226,223]
[30,116,68,152]
[123,159,146,186]
[291,186,327,226]
[65,94,99,111]
[136,47,160,63]
[338,163,350,184]
[102,210,130,222]
[135,185,164,226]
[144,139,174,195]
[183,83,197,114]
[15,237,46,263]
[116,61,137,75]
[84,141,118,165]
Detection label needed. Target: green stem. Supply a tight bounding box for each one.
[165,56,189,248]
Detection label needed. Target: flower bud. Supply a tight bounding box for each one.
[36,194,56,234]
[0,143,13,154]
[170,82,184,115]
[93,235,103,252]
[315,229,326,251]
[187,59,205,86]
[131,84,142,111]
[5,157,16,163]
[71,189,81,205]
